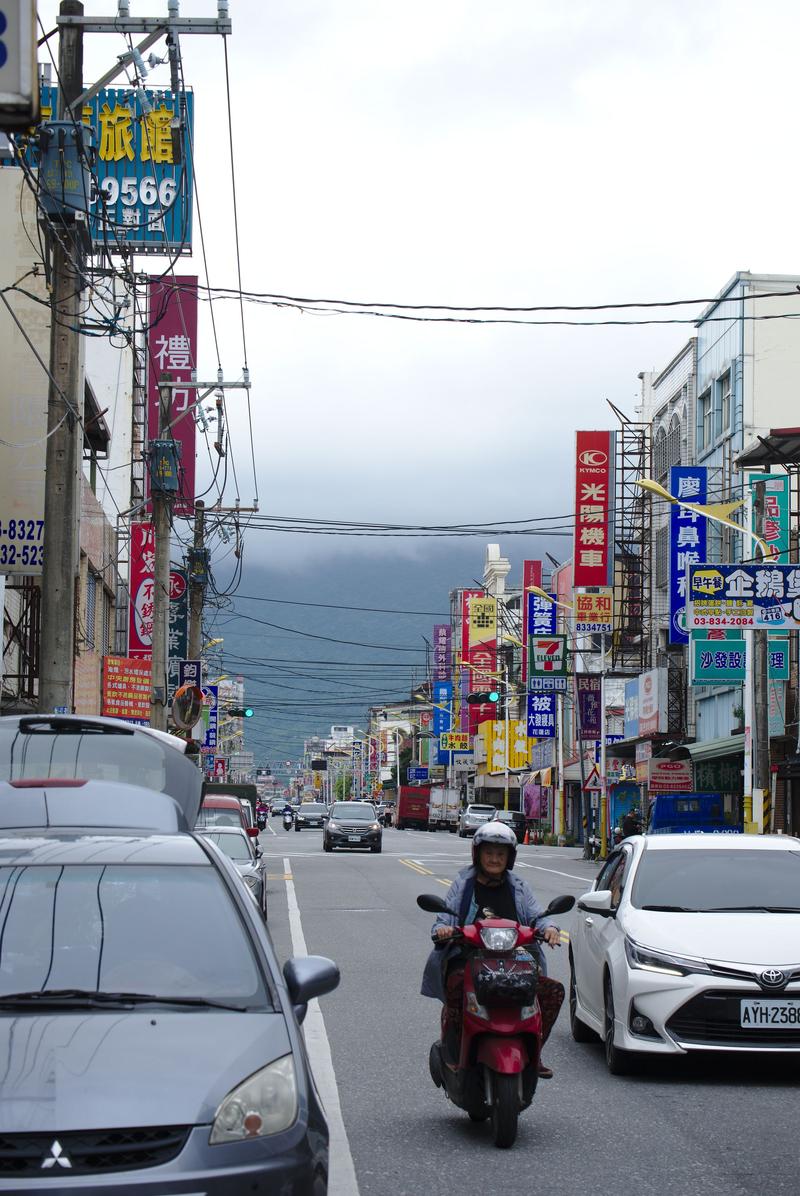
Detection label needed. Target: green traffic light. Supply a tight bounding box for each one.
[488,692,499,702]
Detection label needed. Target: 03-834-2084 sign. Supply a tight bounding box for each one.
[687,563,800,630]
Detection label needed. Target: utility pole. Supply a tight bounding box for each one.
[753,479,770,832]
[187,500,206,660]
[38,0,85,714]
[149,374,173,731]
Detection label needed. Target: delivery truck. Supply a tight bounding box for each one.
[395,785,430,830]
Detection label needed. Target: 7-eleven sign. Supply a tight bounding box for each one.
[530,635,567,676]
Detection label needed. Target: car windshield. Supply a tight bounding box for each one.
[201,831,252,862]
[301,804,326,814]
[0,864,269,1005]
[196,807,243,828]
[331,804,375,821]
[631,849,800,911]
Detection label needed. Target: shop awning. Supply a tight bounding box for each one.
[685,734,745,764]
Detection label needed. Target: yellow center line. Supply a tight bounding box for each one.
[399,858,433,875]
[267,873,294,881]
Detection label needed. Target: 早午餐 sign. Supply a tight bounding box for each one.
[687,563,800,630]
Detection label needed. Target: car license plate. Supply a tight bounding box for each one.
[348,834,361,842]
[740,999,800,1027]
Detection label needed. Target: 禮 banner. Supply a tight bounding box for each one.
[147,275,198,515]
[573,431,614,587]
[669,466,707,644]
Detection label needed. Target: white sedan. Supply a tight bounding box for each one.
[569,833,800,1073]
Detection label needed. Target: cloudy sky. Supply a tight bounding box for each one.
[38,0,800,758]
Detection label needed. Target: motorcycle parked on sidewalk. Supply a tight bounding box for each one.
[417,892,574,1148]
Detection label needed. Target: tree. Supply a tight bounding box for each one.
[334,770,353,799]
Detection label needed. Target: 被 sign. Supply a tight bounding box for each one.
[687,563,800,630]
[39,85,194,253]
[527,692,557,738]
[573,431,614,587]
[669,466,707,644]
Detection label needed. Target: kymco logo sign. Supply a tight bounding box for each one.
[578,449,608,468]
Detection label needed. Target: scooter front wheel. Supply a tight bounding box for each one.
[491,1073,519,1148]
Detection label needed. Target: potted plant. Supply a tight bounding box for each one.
[732,702,745,734]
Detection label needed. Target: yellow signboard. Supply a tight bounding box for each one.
[483,720,530,771]
[574,588,613,634]
[441,731,470,752]
[469,597,497,647]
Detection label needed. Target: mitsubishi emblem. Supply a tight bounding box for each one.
[41,1139,72,1169]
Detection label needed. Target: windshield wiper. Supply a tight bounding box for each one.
[640,904,699,912]
[701,905,800,914]
[0,989,250,1011]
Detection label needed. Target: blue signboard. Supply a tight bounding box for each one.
[202,685,218,750]
[407,766,429,782]
[669,465,707,644]
[595,734,624,763]
[38,85,194,255]
[526,591,557,637]
[688,563,800,629]
[433,680,452,765]
[526,693,557,738]
[624,678,639,739]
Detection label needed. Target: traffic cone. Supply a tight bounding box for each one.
[523,827,530,846]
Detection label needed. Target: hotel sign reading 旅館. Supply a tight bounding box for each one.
[687,564,800,630]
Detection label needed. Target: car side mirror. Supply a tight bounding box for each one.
[577,889,615,917]
[283,956,340,1024]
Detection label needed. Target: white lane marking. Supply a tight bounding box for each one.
[516,862,592,883]
[284,857,359,1196]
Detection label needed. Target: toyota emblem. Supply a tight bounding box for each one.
[759,968,787,989]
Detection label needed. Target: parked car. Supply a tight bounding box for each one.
[197,793,258,838]
[0,733,340,1190]
[200,825,269,919]
[569,833,800,1073]
[492,809,527,843]
[295,801,327,831]
[323,801,382,852]
[457,803,497,837]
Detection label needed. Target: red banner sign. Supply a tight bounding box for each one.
[521,560,542,684]
[573,431,614,587]
[102,656,151,722]
[147,275,198,515]
[129,521,156,659]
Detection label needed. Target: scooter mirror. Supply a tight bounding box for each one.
[416,893,452,915]
[545,894,576,917]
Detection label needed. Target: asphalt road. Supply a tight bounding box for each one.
[261,820,799,1196]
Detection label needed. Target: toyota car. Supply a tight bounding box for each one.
[0,714,340,1192]
[569,834,800,1073]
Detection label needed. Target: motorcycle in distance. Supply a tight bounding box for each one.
[282,807,294,831]
[256,813,267,832]
[418,891,575,1148]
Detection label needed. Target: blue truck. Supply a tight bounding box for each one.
[647,793,743,834]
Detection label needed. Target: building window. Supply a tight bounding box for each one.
[100,589,111,657]
[667,415,681,470]
[698,390,712,451]
[85,571,97,649]
[654,427,667,481]
[717,371,731,435]
[655,525,670,589]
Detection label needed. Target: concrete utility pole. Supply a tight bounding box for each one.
[187,500,206,660]
[752,479,770,831]
[149,374,173,731]
[38,0,85,714]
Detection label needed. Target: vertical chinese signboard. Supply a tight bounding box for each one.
[669,465,707,644]
[39,85,194,254]
[129,522,156,658]
[527,693,557,738]
[167,569,188,701]
[573,431,614,587]
[576,674,602,739]
[466,595,497,735]
[749,473,790,562]
[148,275,198,515]
[521,560,543,683]
[433,623,451,681]
[433,680,453,765]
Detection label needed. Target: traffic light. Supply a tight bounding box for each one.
[466,691,500,704]
[227,706,254,718]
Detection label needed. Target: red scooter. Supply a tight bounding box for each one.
[418,892,574,1148]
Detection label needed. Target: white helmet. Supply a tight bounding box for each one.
[472,820,517,869]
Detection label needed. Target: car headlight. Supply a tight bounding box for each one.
[480,927,518,952]
[327,821,339,831]
[210,1055,297,1144]
[370,822,380,832]
[243,874,259,891]
[624,937,711,977]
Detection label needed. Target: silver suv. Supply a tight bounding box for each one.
[458,803,498,837]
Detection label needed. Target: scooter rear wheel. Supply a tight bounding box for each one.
[491,1073,519,1148]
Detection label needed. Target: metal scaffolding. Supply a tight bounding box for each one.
[609,402,652,675]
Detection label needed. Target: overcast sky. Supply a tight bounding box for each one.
[35,1,800,754]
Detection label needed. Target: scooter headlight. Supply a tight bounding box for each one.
[480,927,518,952]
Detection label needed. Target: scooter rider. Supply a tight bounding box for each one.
[421,821,565,1079]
